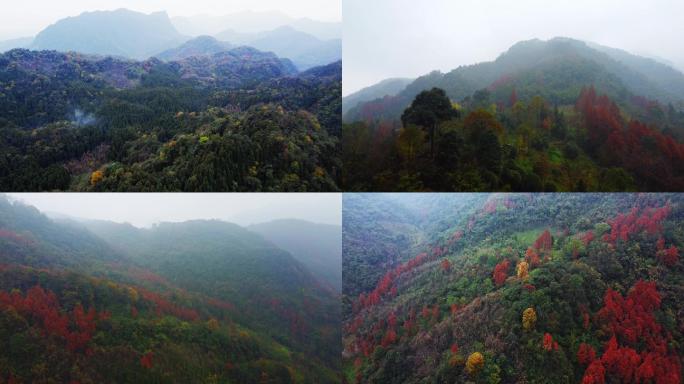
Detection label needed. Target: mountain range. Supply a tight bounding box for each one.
[344,37,684,123]
[0,195,341,383]
[171,10,341,40]
[214,26,341,71]
[0,8,341,70]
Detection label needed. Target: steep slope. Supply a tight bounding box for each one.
[249,219,342,291]
[342,194,426,299]
[155,35,233,61]
[588,41,684,102]
[0,196,341,383]
[84,219,342,369]
[342,193,489,300]
[0,195,123,269]
[343,78,413,115]
[85,220,321,303]
[215,26,341,70]
[31,9,187,59]
[345,37,684,123]
[343,193,684,383]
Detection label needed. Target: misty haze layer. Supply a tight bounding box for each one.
[7,193,341,228]
[0,0,341,40]
[343,0,684,95]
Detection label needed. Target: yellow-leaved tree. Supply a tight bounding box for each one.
[517,260,529,280]
[465,352,484,376]
[522,307,537,330]
[90,170,104,186]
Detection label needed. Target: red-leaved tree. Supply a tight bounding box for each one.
[534,229,553,254]
[493,260,511,287]
[543,333,558,352]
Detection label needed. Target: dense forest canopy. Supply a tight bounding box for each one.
[0,47,341,192]
[343,85,684,191]
[342,193,683,383]
[0,195,341,383]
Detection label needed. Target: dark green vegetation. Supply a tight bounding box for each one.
[342,38,684,191]
[0,196,341,383]
[249,219,342,292]
[0,48,341,191]
[342,193,683,383]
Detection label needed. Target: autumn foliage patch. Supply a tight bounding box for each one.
[0,285,105,353]
[582,281,681,383]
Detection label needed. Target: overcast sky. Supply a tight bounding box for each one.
[0,0,340,40]
[7,193,341,228]
[343,0,684,96]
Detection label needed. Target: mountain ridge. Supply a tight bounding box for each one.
[3,9,340,70]
[345,37,684,123]
[215,25,341,70]
[172,11,341,40]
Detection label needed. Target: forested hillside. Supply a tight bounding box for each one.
[342,193,683,383]
[0,48,341,191]
[0,195,341,383]
[342,38,684,191]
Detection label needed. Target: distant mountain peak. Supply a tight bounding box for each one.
[31,8,186,60]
